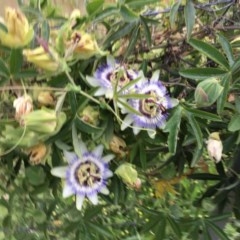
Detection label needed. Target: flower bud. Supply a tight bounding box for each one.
[207,132,223,163]
[115,163,139,188]
[23,46,61,72]
[195,78,223,107]
[26,143,48,165]
[79,105,99,126]
[37,91,55,106]
[23,108,58,133]
[65,31,106,60]
[0,7,34,48]
[13,94,33,123]
[109,135,127,158]
[133,178,142,190]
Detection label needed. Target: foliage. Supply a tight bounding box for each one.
[0,0,240,239]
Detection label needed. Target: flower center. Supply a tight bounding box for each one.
[107,69,131,88]
[75,161,101,187]
[139,91,166,118]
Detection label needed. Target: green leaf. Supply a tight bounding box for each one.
[139,140,146,169]
[142,216,160,233]
[25,166,46,186]
[201,221,212,240]
[167,216,182,237]
[86,0,104,16]
[217,73,231,114]
[9,49,23,75]
[140,16,151,47]
[87,222,113,238]
[124,24,140,58]
[183,106,221,121]
[155,217,166,238]
[120,5,139,22]
[164,106,183,154]
[170,0,181,29]
[184,0,195,40]
[179,68,227,81]
[94,6,119,22]
[13,69,39,78]
[72,122,82,158]
[130,142,139,163]
[118,99,142,116]
[205,220,230,240]
[104,22,136,47]
[207,213,231,222]
[32,209,46,223]
[191,146,203,167]
[74,116,102,134]
[218,34,234,66]
[186,112,203,149]
[0,58,10,80]
[125,0,159,7]
[228,113,240,132]
[232,57,240,81]
[188,38,229,70]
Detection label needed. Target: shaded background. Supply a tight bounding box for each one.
[1,0,86,16]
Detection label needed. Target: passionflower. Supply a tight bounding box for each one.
[86,55,138,99]
[121,70,177,138]
[0,7,34,48]
[51,142,114,210]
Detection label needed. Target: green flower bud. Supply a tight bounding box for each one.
[23,108,65,134]
[79,105,99,126]
[195,78,223,107]
[115,163,138,187]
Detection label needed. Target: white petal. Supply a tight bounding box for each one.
[76,194,85,210]
[51,166,68,178]
[147,129,156,139]
[137,71,147,85]
[63,184,75,198]
[133,126,141,135]
[64,151,77,163]
[105,169,113,178]
[105,89,114,99]
[100,186,109,195]
[88,193,98,205]
[107,55,115,67]
[94,87,107,96]
[151,70,160,82]
[93,145,103,157]
[121,115,134,130]
[169,98,179,108]
[102,154,115,163]
[86,76,99,87]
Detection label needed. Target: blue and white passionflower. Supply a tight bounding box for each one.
[86,55,138,99]
[51,141,114,210]
[121,71,178,138]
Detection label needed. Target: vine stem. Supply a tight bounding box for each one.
[0,86,67,92]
